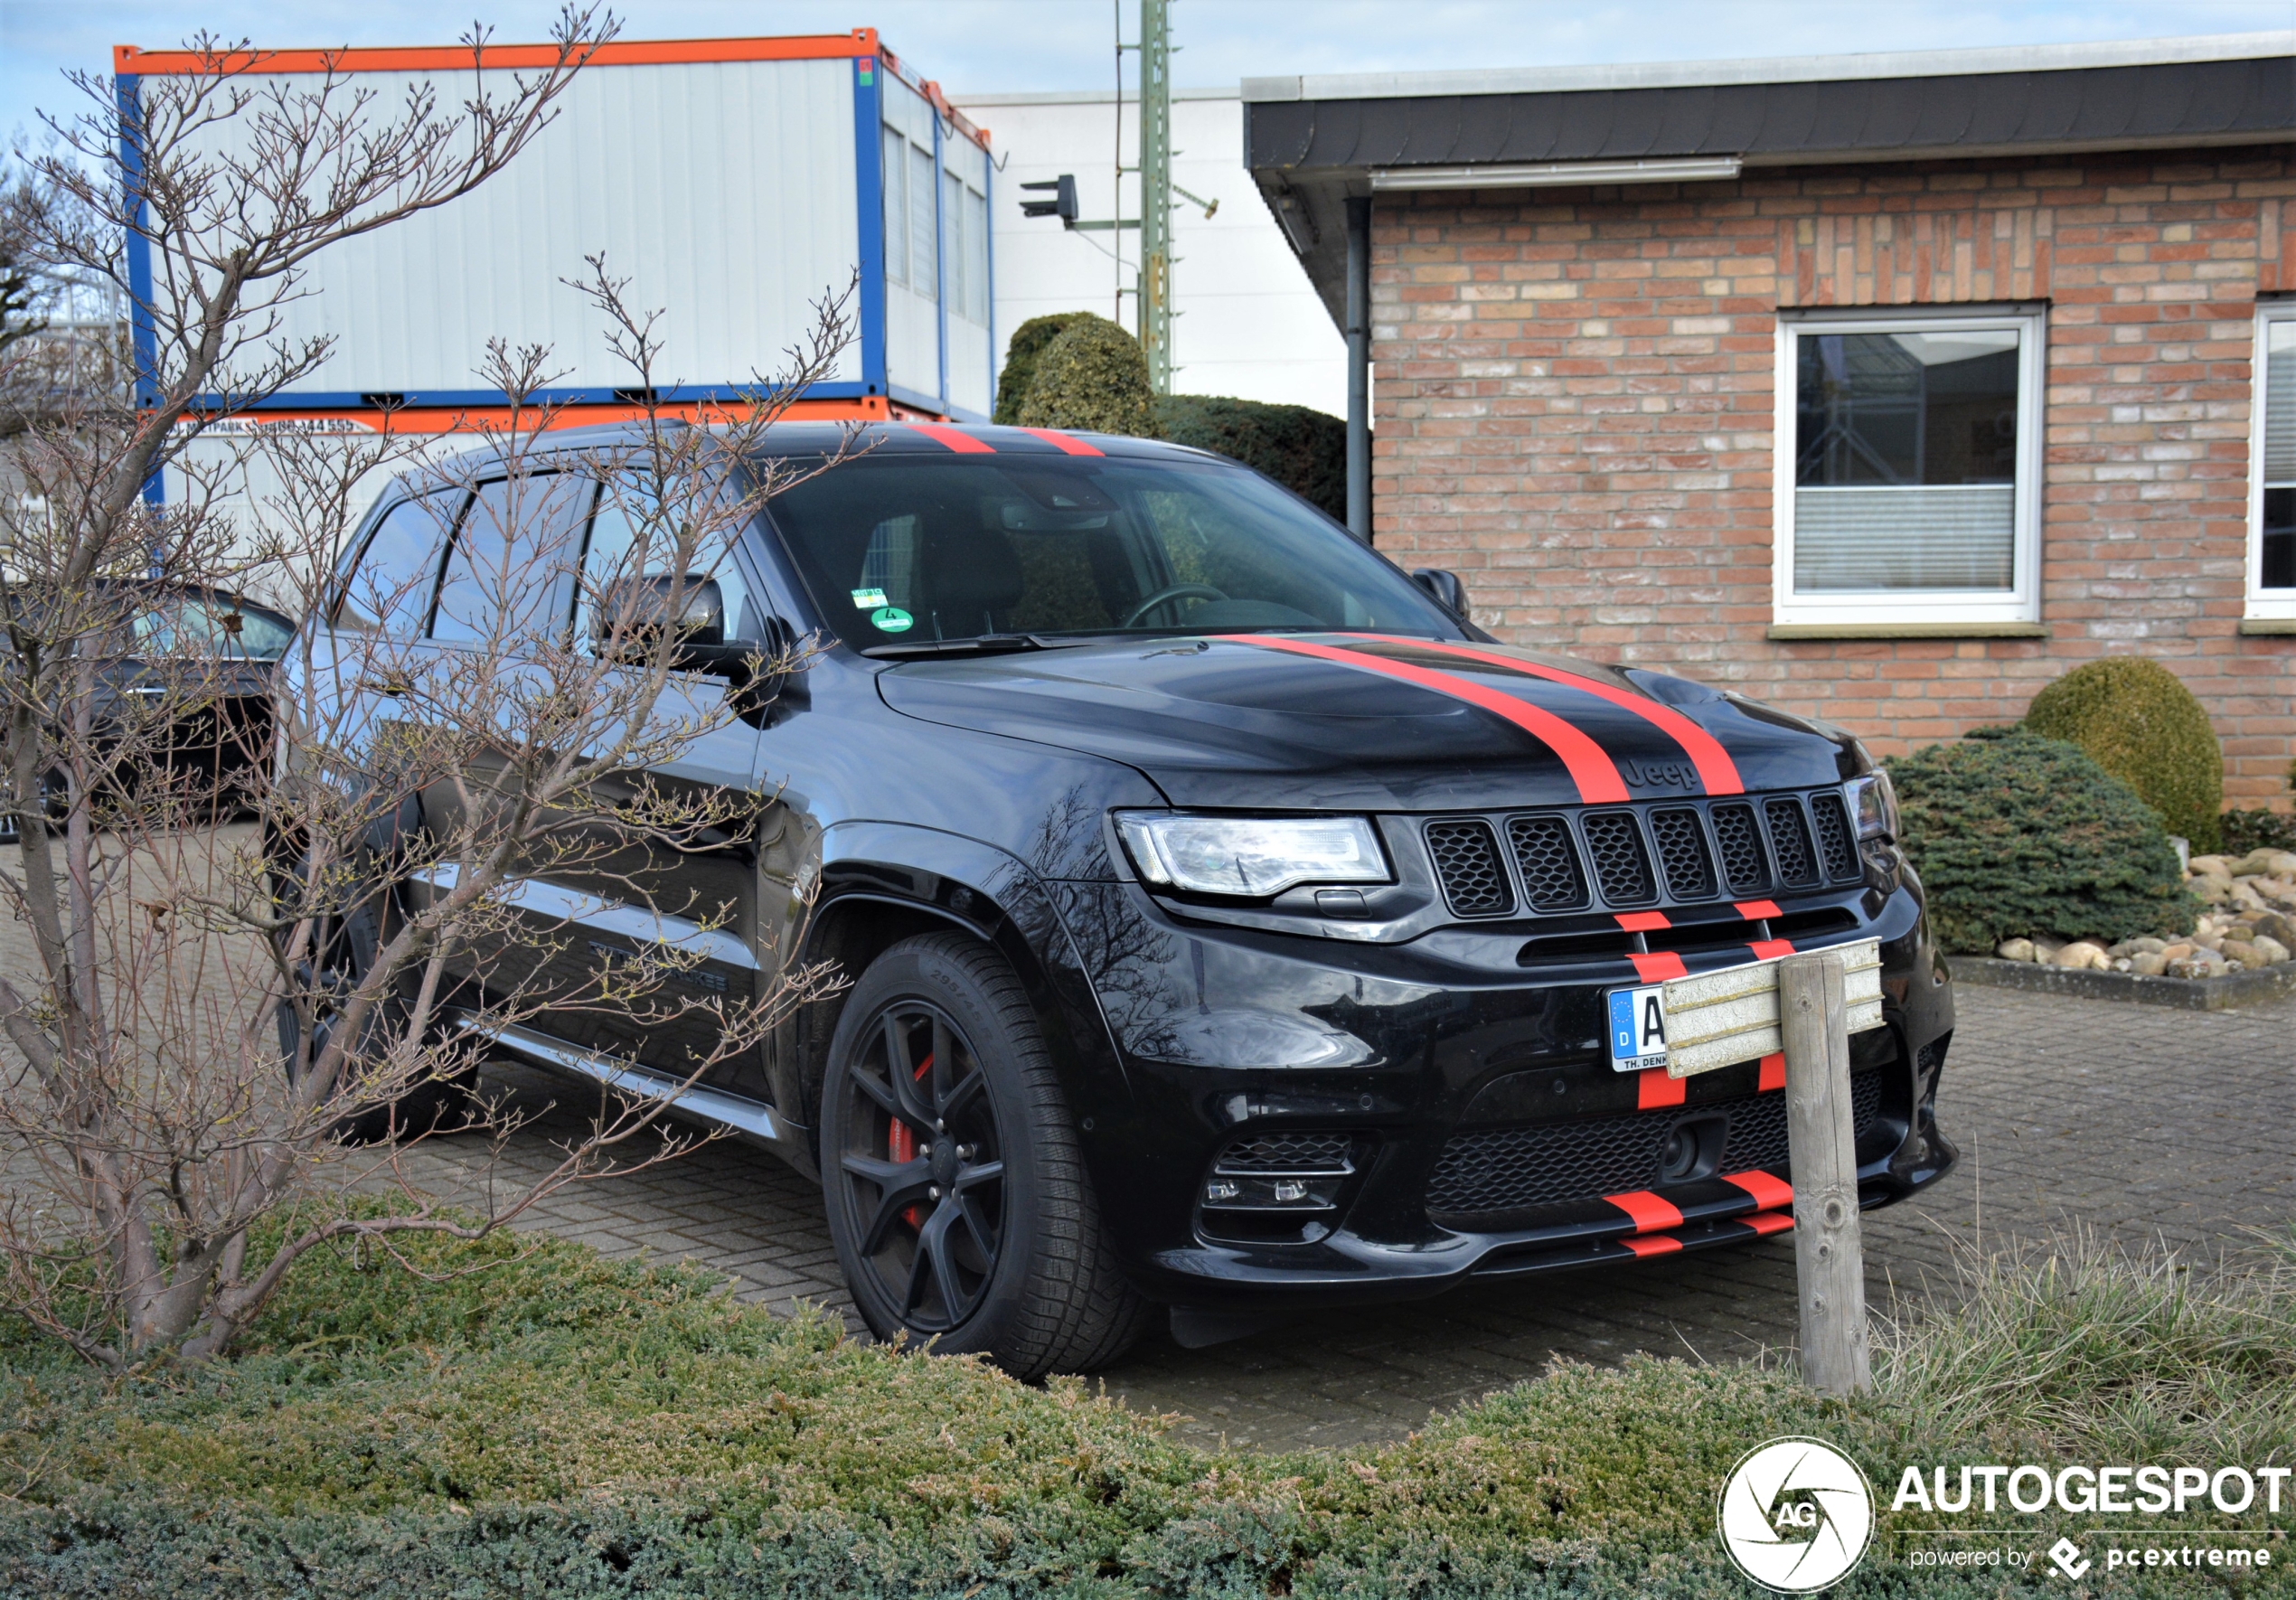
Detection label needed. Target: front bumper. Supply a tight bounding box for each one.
[1067,874,1957,1312]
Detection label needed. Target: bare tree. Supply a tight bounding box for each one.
[0,17,861,1366]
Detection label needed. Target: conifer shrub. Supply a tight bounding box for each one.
[1013,314,1156,437]
[993,312,1096,424]
[1886,727,2197,952]
[1153,394,1346,519]
[2022,658,2224,852]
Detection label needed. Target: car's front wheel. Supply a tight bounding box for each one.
[819,932,1151,1379]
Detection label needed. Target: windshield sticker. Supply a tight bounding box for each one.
[870,606,914,634]
[851,588,888,608]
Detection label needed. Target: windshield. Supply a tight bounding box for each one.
[759,452,1460,647]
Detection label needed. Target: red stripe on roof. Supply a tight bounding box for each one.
[1734,899,1783,921]
[1622,1233,1684,1257]
[1757,1051,1786,1092]
[1015,428,1103,456]
[1629,950,1688,984]
[1636,1068,1687,1109]
[1614,910,1671,932]
[1350,635,1746,795]
[906,422,994,453]
[1748,938,1796,961]
[1604,1191,1686,1233]
[1724,1170,1794,1210]
[1219,636,1629,804]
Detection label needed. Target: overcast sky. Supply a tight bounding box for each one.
[4,0,2291,136]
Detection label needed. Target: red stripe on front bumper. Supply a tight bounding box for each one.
[1629,950,1688,983]
[1605,1190,1687,1233]
[1615,910,1670,932]
[1622,1233,1684,1256]
[1724,1169,1794,1210]
[1741,1209,1793,1237]
[1748,938,1795,961]
[1735,899,1783,920]
[1636,1068,1687,1109]
[1757,1051,1786,1092]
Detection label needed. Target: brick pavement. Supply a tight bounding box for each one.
[397,983,2296,1451]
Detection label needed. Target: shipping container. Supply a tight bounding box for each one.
[121,30,999,518]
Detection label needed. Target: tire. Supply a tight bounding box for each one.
[819,932,1150,1379]
[273,873,474,1145]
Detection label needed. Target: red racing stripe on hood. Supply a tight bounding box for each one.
[1343,635,1745,795]
[1217,635,1630,803]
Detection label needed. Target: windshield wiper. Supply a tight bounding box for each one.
[860,634,1058,660]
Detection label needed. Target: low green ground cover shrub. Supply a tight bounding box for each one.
[2024,658,2225,852]
[1153,394,1347,519]
[1887,727,2197,953]
[0,1213,2287,1595]
[2225,807,2296,856]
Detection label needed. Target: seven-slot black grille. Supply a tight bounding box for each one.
[1425,819,1511,916]
[1710,802,1768,893]
[1810,792,1858,880]
[1507,814,1589,910]
[1421,789,1862,921]
[1425,1070,1884,1222]
[1649,808,1717,900]
[1764,797,1819,888]
[1581,812,1655,904]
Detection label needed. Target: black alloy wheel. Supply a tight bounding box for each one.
[834,1000,1007,1332]
[819,933,1153,1379]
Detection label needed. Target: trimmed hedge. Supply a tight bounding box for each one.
[1152,394,1347,519]
[993,312,1096,426]
[0,1218,2288,1595]
[1014,315,1157,438]
[1887,727,2197,952]
[2024,657,2225,852]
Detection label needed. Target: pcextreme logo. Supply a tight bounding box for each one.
[1717,1437,1877,1592]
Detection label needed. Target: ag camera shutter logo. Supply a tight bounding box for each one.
[1718,1437,1875,1592]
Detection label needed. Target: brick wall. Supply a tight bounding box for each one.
[1371,149,2296,808]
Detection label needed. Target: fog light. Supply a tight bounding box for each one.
[1206,1180,1240,1202]
[1273,1180,1307,1202]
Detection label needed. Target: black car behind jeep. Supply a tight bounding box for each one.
[289,420,1957,1378]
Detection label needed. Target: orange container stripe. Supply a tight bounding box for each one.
[173,396,893,435]
[1636,1068,1687,1110]
[1350,635,1746,795]
[115,33,880,76]
[1219,637,1631,805]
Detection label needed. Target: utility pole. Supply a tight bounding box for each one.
[1136,0,1172,393]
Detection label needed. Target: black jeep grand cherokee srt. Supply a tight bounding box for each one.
[297,420,1956,1378]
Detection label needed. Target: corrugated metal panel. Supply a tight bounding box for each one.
[179,58,861,398]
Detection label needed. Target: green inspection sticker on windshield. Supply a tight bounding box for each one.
[870,606,914,634]
[851,588,888,608]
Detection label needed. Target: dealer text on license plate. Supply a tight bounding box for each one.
[1607,984,1668,1073]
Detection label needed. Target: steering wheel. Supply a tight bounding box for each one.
[1122,583,1230,627]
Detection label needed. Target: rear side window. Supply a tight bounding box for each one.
[429,474,596,645]
[335,489,465,635]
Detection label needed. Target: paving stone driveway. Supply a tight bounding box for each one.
[405,984,2296,1452]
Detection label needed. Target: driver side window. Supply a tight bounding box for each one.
[576,473,766,649]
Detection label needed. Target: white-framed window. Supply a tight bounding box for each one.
[1773,306,2046,628]
[2247,300,2296,620]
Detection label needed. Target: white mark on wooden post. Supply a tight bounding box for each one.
[1778,949,1872,1396]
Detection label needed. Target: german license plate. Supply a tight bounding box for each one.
[1607,984,1669,1073]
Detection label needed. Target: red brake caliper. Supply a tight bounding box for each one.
[886,1052,934,1228]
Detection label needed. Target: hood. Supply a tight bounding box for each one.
[875,633,1852,810]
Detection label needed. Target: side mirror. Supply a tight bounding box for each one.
[1411,568,1468,619]
[595,573,725,654]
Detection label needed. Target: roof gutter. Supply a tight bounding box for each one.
[1369,156,1744,192]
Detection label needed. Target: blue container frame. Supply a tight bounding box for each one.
[120,40,999,456]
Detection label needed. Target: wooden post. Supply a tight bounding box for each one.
[1778,950,1872,1396]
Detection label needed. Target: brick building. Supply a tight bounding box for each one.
[1246,34,2296,807]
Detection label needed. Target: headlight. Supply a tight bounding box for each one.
[1847,770,1897,842]
[1115,812,1389,898]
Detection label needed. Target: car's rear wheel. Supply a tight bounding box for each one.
[820,932,1150,1379]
